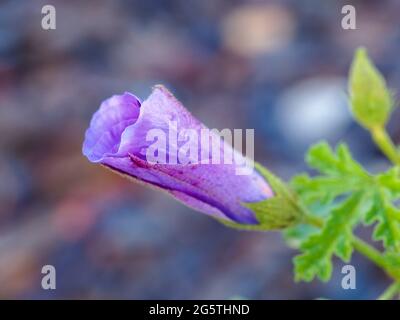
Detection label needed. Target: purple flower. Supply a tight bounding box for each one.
[83,85,273,224]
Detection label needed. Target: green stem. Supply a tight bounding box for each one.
[303,213,324,228]
[371,126,400,165]
[351,236,390,273]
[378,282,400,300]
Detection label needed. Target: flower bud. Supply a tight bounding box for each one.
[349,48,393,129]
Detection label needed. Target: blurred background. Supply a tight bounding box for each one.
[1,0,399,299]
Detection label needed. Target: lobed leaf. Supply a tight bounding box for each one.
[291,142,370,208]
[364,188,400,250]
[294,192,372,282]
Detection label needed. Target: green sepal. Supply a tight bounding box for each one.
[244,163,304,230]
[215,163,303,231]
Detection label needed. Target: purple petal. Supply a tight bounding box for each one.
[83,85,273,224]
[82,92,141,162]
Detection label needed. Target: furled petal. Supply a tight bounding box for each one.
[83,85,273,224]
[83,92,141,162]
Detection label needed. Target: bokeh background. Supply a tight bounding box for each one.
[1,0,400,299]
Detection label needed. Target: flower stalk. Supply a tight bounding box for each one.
[371,126,400,166]
[378,282,400,300]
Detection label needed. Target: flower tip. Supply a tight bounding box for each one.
[152,84,175,98]
[82,92,141,163]
[355,47,367,59]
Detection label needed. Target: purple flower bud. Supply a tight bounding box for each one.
[83,85,273,224]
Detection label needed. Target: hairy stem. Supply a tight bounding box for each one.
[378,282,400,300]
[371,126,400,166]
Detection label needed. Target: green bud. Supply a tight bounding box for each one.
[349,47,393,129]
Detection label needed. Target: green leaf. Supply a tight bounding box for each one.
[293,139,400,282]
[284,223,319,249]
[359,168,400,250]
[290,142,375,282]
[335,233,353,262]
[378,167,400,199]
[306,142,367,177]
[349,47,393,129]
[292,174,358,206]
[294,192,372,282]
[364,187,400,250]
[291,142,370,207]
